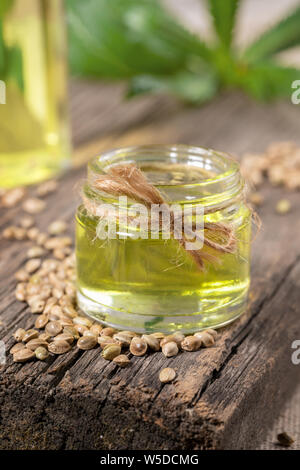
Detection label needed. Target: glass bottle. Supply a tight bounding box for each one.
[0,0,70,188]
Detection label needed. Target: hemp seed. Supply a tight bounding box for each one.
[130,337,147,356]
[141,334,160,352]
[276,199,291,214]
[101,343,121,361]
[194,331,215,347]
[249,192,264,207]
[150,332,165,340]
[77,336,97,350]
[45,321,63,337]
[159,367,176,383]
[113,354,131,368]
[27,246,45,259]
[2,187,26,207]
[44,298,58,315]
[52,287,64,300]
[2,226,17,239]
[59,316,74,327]
[13,348,35,363]
[13,328,26,342]
[173,332,185,344]
[53,249,66,260]
[120,331,137,339]
[36,179,57,196]
[10,343,26,355]
[50,305,63,317]
[277,432,294,447]
[98,335,118,348]
[22,329,39,343]
[15,227,28,240]
[63,326,79,340]
[25,258,41,274]
[48,340,71,355]
[181,336,202,352]
[26,338,49,351]
[54,333,75,345]
[26,283,41,296]
[48,220,67,235]
[15,269,30,282]
[15,284,26,301]
[28,297,45,314]
[36,233,48,246]
[83,329,98,338]
[74,324,88,336]
[162,341,178,357]
[113,332,132,347]
[42,259,58,272]
[20,216,34,229]
[35,314,49,329]
[39,333,51,342]
[35,346,49,361]
[73,316,93,328]
[63,303,77,318]
[160,334,183,348]
[101,327,116,337]
[27,227,39,240]
[89,324,103,336]
[23,197,46,214]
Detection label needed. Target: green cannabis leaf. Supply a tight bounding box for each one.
[127,65,218,104]
[67,0,210,79]
[67,0,300,104]
[0,1,24,91]
[208,0,240,49]
[244,6,300,63]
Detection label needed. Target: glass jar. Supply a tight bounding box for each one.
[76,145,251,334]
[0,0,70,188]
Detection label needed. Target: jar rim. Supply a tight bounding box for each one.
[87,144,243,208]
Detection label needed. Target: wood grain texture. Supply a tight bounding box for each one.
[0,84,300,449]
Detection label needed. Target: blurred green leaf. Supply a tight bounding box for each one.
[240,62,300,100]
[208,0,240,48]
[0,0,14,19]
[244,6,300,63]
[67,0,300,104]
[7,46,24,91]
[0,5,24,92]
[128,69,219,103]
[0,22,6,74]
[67,0,211,79]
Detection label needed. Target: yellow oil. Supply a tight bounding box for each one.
[76,166,251,333]
[0,0,70,188]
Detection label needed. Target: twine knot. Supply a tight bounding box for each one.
[83,164,237,270]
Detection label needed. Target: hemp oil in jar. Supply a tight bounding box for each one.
[76,145,251,334]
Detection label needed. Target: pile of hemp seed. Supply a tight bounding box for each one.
[242,141,300,214]
[1,180,218,384]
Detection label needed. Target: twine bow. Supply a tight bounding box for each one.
[83,164,237,270]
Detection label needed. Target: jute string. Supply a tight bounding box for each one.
[83,164,237,270]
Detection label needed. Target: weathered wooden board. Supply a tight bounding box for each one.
[0,85,300,449]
